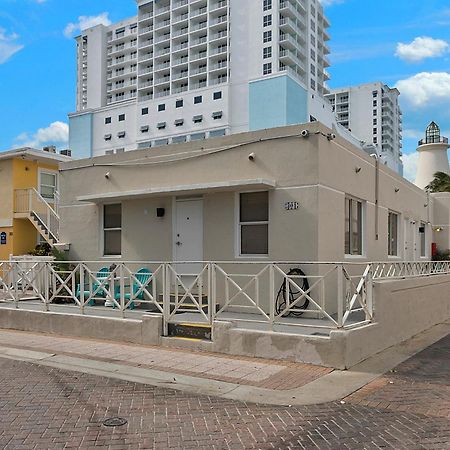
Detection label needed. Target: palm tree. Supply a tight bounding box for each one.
[426,171,450,193]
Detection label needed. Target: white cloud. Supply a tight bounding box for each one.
[64,13,111,38]
[0,28,23,64]
[403,129,424,140]
[402,151,419,183]
[395,72,450,107]
[15,122,69,149]
[319,0,344,5]
[396,36,449,63]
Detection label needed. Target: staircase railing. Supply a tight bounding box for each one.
[14,188,60,242]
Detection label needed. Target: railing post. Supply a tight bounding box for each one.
[163,263,170,336]
[12,262,20,309]
[79,264,85,314]
[44,262,50,310]
[269,264,275,331]
[28,189,32,213]
[207,263,212,326]
[366,265,373,321]
[337,264,344,328]
[119,263,125,318]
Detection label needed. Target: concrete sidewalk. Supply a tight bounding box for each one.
[0,322,448,406]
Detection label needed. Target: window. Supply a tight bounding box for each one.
[345,197,363,255]
[263,47,272,59]
[372,91,378,98]
[174,119,184,127]
[263,30,272,43]
[157,122,166,129]
[388,212,398,256]
[239,192,269,255]
[420,222,426,257]
[158,104,165,112]
[118,114,125,122]
[142,108,149,115]
[172,135,187,143]
[373,100,377,107]
[40,171,57,200]
[140,125,149,133]
[191,132,206,141]
[373,109,377,116]
[176,99,183,108]
[263,0,272,11]
[103,204,121,256]
[373,128,377,135]
[210,129,226,137]
[104,134,112,141]
[213,91,222,100]
[193,115,203,123]
[373,119,377,125]
[263,14,272,27]
[212,111,223,120]
[105,117,111,124]
[263,63,272,75]
[117,131,126,138]
[194,95,202,104]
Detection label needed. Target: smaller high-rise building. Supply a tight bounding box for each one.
[325,82,403,174]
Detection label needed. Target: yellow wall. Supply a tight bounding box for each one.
[0,159,13,224]
[12,158,58,190]
[0,227,13,261]
[12,219,38,256]
[0,157,59,258]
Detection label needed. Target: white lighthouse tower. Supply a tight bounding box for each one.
[415,122,450,189]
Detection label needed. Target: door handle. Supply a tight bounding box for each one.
[176,241,182,246]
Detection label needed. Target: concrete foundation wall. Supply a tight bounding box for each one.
[1,274,448,369]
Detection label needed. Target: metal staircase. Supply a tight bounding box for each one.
[14,188,62,247]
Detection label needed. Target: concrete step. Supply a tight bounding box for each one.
[167,322,212,341]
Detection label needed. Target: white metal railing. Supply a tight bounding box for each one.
[2,260,449,335]
[14,188,60,243]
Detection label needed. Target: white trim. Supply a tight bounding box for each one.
[38,168,58,201]
[77,179,276,202]
[235,190,270,258]
[101,202,122,257]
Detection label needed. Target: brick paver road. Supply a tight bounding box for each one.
[0,335,449,449]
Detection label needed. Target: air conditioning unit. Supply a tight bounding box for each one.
[43,145,56,153]
[60,149,72,157]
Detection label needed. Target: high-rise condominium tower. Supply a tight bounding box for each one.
[325,82,403,174]
[69,0,333,157]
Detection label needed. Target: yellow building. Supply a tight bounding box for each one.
[0,148,71,261]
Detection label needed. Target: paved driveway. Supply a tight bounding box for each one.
[0,334,449,449]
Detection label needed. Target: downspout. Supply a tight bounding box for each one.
[371,154,379,241]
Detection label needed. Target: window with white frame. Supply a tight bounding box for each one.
[239,192,269,255]
[420,222,426,257]
[263,46,272,59]
[263,14,272,27]
[345,197,363,255]
[263,0,272,11]
[263,62,272,75]
[103,204,122,256]
[388,211,399,256]
[263,30,272,43]
[40,171,57,200]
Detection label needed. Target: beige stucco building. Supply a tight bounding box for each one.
[58,122,450,263]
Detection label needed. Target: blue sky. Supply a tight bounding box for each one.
[0,0,449,181]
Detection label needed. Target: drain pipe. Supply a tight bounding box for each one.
[370,154,379,241]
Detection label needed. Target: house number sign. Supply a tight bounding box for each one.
[285,202,299,211]
[0,232,6,245]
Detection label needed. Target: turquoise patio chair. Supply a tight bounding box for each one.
[76,267,110,306]
[114,268,152,310]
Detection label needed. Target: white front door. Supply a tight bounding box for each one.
[174,198,203,274]
[404,218,415,260]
